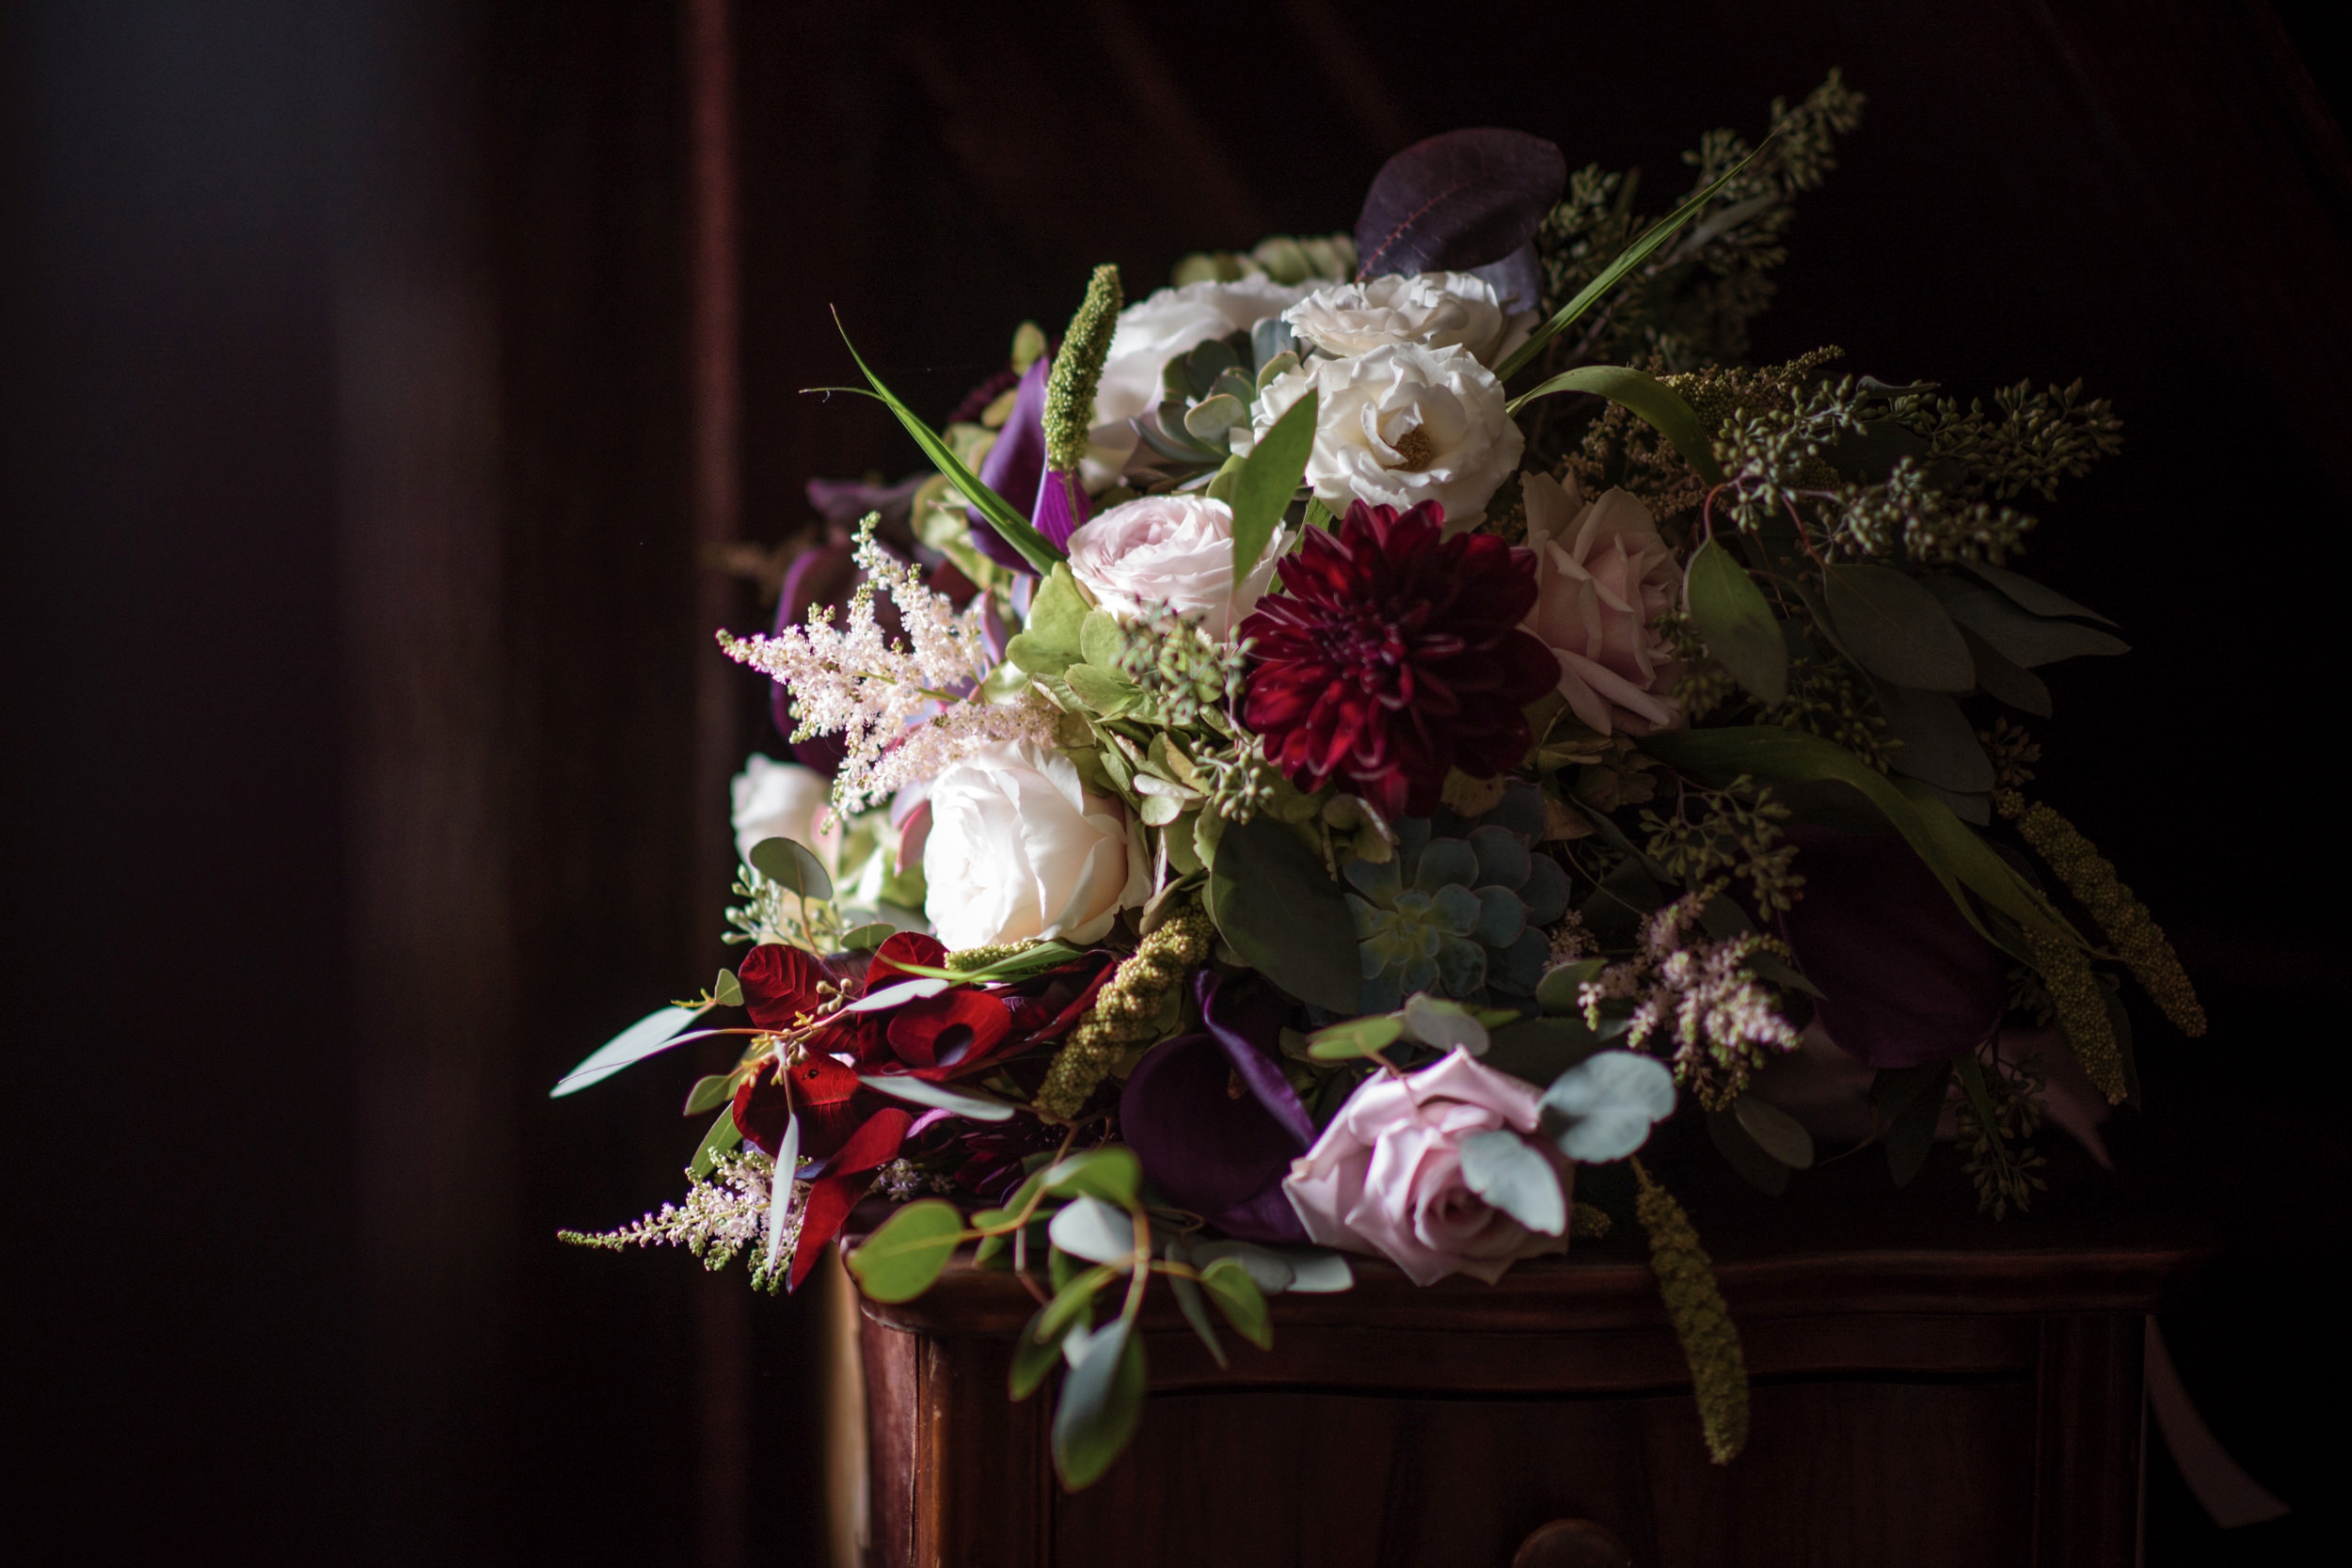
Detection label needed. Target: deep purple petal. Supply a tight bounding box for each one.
[1198,971,1315,1147]
[1120,1031,1306,1219]
[969,358,1048,573]
[1205,1182,1310,1246]
[1776,826,2010,1069]
[1031,468,1091,552]
[806,474,927,527]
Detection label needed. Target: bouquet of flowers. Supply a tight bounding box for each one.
[557,74,2204,1488]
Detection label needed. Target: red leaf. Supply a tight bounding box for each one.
[737,943,829,1029]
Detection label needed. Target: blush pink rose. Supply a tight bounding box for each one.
[1280,1050,1571,1285]
[1519,471,1680,736]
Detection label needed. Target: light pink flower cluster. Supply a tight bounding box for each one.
[721,523,1057,813]
[1581,894,1801,1108]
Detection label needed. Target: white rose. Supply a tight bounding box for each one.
[1086,276,1315,488]
[1253,342,1524,531]
[1064,495,1283,639]
[729,753,834,866]
[922,741,1148,949]
[1282,271,1534,368]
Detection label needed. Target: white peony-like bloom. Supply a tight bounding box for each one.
[1253,342,1524,531]
[1085,276,1315,488]
[1282,271,1534,368]
[730,753,834,866]
[1065,495,1283,639]
[921,741,1149,949]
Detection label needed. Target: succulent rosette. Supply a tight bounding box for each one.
[556,79,2204,1492]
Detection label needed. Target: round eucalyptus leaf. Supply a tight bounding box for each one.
[747,836,833,902]
[1733,1094,1816,1169]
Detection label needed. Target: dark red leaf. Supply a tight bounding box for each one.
[1354,128,1566,279]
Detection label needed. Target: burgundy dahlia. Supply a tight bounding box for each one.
[1238,499,1557,821]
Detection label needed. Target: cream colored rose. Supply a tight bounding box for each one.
[1252,342,1523,531]
[1065,495,1282,639]
[1281,271,1534,367]
[1519,471,1680,736]
[729,753,834,866]
[1085,276,1315,489]
[921,741,1148,949]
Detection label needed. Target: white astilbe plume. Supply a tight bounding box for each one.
[558,1151,805,1292]
[719,517,1057,813]
[1581,892,1800,1109]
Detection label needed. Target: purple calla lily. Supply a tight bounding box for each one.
[1775,825,2010,1069]
[1120,972,1312,1243]
[968,358,1049,573]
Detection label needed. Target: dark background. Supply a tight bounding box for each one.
[5,1,2345,1563]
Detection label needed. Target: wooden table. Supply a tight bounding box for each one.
[848,1145,2211,1567]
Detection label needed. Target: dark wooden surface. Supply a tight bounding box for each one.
[850,1149,2212,1568]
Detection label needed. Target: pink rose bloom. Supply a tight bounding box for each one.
[1519,471,1680,736]
[1281,1050,1571,1285]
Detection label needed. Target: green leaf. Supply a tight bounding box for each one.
[857,1073,1019,1122]
[1495,146,1765,382]
[1707,1105,1789,1196]
[1820,564,1975,691]
[839,922,898,952]
[1956,624,2052,717]
[826,314,1064,573]
[1052,1318,1148,1490]
[845,1198,966,1304]
[1164,1245,1227,1370]
[1306,1013,1403,1061]
[1033,1262,1119,1347]
[688,1104,743,1180]
[1047,1196,1138,1267]
[550,1002,714,1097]
[748,836,834,903]
[1870,683,1995,793]
[1457,1130,1567,1235]
[1062,661,1143,717]
[1207,814,1363,1014]
[681,1072,737,1117]
[1198,1258,1274,1350]
[1482,1015,1604,1085]
[1078,609,1125,671]
[1229,388,1317,591]
[1506,365,1725,487]
[1004,633,1074,678]
[1303,497,1336,531]
[1010,1302,1073,1400]
[1399,992,1490,1054]
[1962,561,2117,626]
[1188,1241,1295,1295]
[1682,536,1786,701]
[1732,1094,1815,1168]
[711,969,744,1007]
[1535,959,1606,1016]
[1938,587,2131,668]
[1025,563,1091,652]
[1872,1059,1953,1187]
[1040,1148,1142,1208]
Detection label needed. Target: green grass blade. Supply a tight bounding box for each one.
[1506,365,1724,485]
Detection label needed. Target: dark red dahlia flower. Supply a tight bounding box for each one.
[1238,499,1556,820]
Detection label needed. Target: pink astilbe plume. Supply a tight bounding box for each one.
[1581,893,1801,1109]
[721,519,1056,813]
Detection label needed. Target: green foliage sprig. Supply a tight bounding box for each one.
[1641,774,1804,913]
[1633,1159,1748,1464]
[1044,265,1122,473]
[1036,902,1215,1119]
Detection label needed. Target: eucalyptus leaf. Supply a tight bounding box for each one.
[1197,1258,1274,1350]
[1306,1013,1404,1061]
[1938,588,2131,668]
[765,1111,801,1266]
[748,836,834,903]
[1164,1243,1227,1369]
[1733,1094,1816,1168]
[1010,1303,1073,1400]
[1707,1105,1790,1196]
[1535,959,1606,1017]
[839,922,898,952]
[1458,1130,1567,1235]
[1040,1147,1142,1208]
[1540,1050,1676,1161]
[1048,1196,1138,1269]
[1187,1240,1296,1296]
[550,1002,713,1097]
[1872,1059,1953,1187]
[1229,388,1316,594]
[1821,564,1975,691]
[1683,537,1787,701]
[688,1104,743,1180]
[1034,1262,1119,1347]
[842,975,953,1013]
[1052,1316,1148,1490]
[1483,1015,1604,1085]
[1399,992,1490,1054]
[1962,560,2117,626]
[1278,1250,1354,1293]
[857,1073,1019,1122]
[1507,365,1725,487]
[1207,814,1363,1014]
[711,969,744,1007]
[846,1199,964,1304]
[1870,682,1995,793]
[1958,624,2053,717]
[682,1072,737,1117]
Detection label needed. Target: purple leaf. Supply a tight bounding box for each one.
[1031,468,1091,551]
[806,474,927,527]
[1354,129,1566,279]
[969,358,1048,573]
[1467,241,1542,315]
[1776,826,2010,1069]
